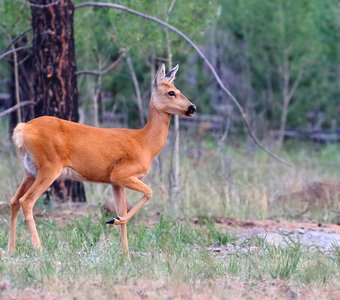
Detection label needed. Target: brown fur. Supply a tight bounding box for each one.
[8,64,195,255]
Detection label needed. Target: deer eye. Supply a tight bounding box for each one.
[168,91,175,96]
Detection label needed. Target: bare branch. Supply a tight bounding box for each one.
[0,101,35,118]
[76,2,291,167]
[167,0,177,15]
[12,44,22,122]
[6,28,32,50]
[26,0,61,8]
[126,49,145,126]
[76,48,126,76]
[287,68,304,103]
[0,46,31,61]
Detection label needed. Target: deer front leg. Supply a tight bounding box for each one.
[107,177,152,226]
[112,185,129,254]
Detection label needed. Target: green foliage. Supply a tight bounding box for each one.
[0,0,31,82]
[0,0,339,131]
[73,0,217,126]
[215,0,339,129]
[0,0,30,41]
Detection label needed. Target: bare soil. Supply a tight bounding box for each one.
[204,216,340,252]
[2,278,340,300]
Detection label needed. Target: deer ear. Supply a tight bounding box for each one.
[165,64,179,83]
[154,63,166,87]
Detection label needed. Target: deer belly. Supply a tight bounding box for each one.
[23,153,38,176]
[137,170,150,179]
[59,167,86,181]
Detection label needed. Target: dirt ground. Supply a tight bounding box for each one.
[2,278,340,300]
[204,216,340,253]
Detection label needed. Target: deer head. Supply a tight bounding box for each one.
[152,64,196,117]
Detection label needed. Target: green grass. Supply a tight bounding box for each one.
[0,216,339,295]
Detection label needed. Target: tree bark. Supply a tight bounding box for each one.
[31,0,86,203]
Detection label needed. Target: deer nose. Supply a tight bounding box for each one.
[187,105,196,115]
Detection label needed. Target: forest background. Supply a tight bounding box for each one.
[0,0,339,216]
[0,1,340,298]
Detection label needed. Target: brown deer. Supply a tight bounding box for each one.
[9,64,196,254]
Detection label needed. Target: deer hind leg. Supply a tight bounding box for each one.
[8,174,35,254]
[107,177,152,226]
[111,185,129,255]
[19,166,62,250]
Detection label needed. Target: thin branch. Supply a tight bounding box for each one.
[126,49,144,126]
[6,28,32,50]
[12,45,22,122]
[26,0,60,8]
[167,0,177,15]
[166,0,181,205]
[0,46,31,61]
[0,101,35,118]
[287,68,304,103]
[76,2,291,167]
[220,118,231,144]
[76,48,126,76]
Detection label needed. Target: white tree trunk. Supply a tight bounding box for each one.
[166,0,180,209]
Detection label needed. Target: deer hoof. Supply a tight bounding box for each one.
[106,216,121,225]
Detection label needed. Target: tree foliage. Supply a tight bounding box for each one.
[0,0,339,133]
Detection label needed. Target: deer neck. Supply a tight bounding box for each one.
[141,101,171,158]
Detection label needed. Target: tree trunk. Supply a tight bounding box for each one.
[126,49,144,126]
[8,38,35,135]
[165,0,180,210]
[31,0,86,203]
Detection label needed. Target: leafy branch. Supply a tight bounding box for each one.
[76,1,291,167]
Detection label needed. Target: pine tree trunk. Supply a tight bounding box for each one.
[31,0,86,203]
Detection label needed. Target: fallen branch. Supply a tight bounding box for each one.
[271,129,340,143]
[0,101,35,118]
[76,2,291,167]
[76,48,126,76]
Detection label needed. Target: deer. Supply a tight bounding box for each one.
[8,64,196,255]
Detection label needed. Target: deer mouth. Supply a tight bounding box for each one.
[185,111,196,117]
[186,105,196,117]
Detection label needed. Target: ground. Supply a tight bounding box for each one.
[1,203,339,300]
[2,279,340,300]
